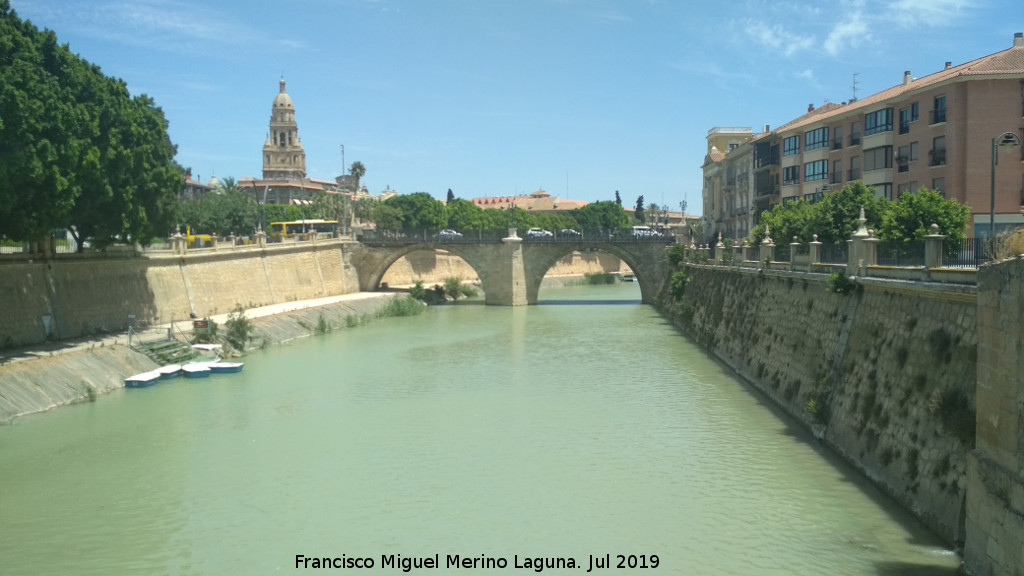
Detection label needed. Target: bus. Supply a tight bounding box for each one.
[268,219,338,240]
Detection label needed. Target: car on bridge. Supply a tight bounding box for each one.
[435,229,463,240]
[526,228,554,238]
[557,229,581,238]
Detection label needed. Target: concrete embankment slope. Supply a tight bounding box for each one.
[657,265,977,547]
[0,293,400,425]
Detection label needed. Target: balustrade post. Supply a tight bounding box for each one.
[761,226,775,267]
[790,237,801,272]
[732,240,743,267]
[715,233,725,264]
[809,234,822,271]
[849,206,870,276]
[211,232,218,251]
[255,226,267,249]
[924,223,945,277]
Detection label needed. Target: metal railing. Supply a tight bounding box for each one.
[876,239,926,267]
[820,243,848,264]
[355,229,676,245]
[943,236,990,268]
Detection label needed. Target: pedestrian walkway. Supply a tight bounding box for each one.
[0,292,393,367]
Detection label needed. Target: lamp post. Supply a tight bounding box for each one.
[990,132,1022,249]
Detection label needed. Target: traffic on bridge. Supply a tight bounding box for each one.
[356,227,677,246]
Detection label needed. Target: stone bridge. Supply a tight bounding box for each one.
[348,230,674,305]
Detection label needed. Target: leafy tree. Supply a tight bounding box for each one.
[634,195,645,223]
[571,201,630,231]
[310,191,348,227]
[372,203,404,231]
[446,198,485,230]
[879,188,969,243]
[446,188,455,203]
[383,192,446,230]
[264,204,305,224]
[614,190,622,206]
[0,3,182,247]
[176,186,259,236]
[753,182,888,245]
[353,197,378,223]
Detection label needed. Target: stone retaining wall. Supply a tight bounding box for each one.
[658,265,977,545]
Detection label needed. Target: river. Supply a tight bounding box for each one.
[0,282,960,575]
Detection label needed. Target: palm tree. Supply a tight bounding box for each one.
[349,161,366,190]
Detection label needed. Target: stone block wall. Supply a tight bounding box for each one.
[965,258,1024,576]
[658,265,977,545]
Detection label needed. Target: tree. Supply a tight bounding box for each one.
[614,190,622,206]
[646,202,663,226]
[446,188,455,203]
[752,182,888,245]
[571,201,630,231]
[445,198,485,230]
[634,195,646,223]
[349,161,366,191]
[0,3,182,247]
[879,188,969,243]
[382,192,446,230]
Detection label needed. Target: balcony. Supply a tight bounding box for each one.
[899,121,910,135]
[896,156,909,173]
[847,168,861,180]
[831,138,843,150]
[930,109,946,124]
[755,184,779,197]
[929,149,946,166]
[830,172,842,184]
[848,134,862,147]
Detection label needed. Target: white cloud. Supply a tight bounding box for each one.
[796,69,815,81]
[889,0,974,27]
[744,19,815,57]
[823,10,870,56]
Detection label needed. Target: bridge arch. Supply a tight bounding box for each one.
[353,243,489,292]
[520,243,668,304]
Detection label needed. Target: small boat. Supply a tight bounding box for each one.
[207,362,244,374]
[157,364,182,379]
[181,363,212,378]
[620,273,636,282]
[125,370,161,388]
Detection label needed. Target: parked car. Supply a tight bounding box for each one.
[436,229,463,240]
[630,226,662,238]
[526,228,554,238]
[557,229,581,238]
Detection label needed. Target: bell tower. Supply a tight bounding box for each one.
[262,77,306,181]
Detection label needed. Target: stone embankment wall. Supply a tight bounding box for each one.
[964,257,1024,576]
[379,249,628,287]
[657,265,977,546]
[0,295,401,424]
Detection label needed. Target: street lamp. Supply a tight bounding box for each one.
[990,131,1022,247]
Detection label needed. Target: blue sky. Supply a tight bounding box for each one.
[9,0,1020,214]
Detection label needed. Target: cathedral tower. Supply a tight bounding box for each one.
[262,77,306,181]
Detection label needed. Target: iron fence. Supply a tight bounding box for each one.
[820,243,848,264]
[773,245,791,263]
[876,239,925,267]
[943,237,989,268]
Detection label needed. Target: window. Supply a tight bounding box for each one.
[932,177,945,197]
[784,135,800,156]
[897,183,912,196]
[805,127,829,151]
[899,108,911,134]
[896,143,918,172]
[849,121,862,146]
[848,156,861,180]
[865,108,893,135]
[911,102,919,121]
[804,160,828,182]
[864,146,893,171]
[930,136,946,166]
[832,126,844,150]
[832,160,842,183]
[873,183,893,200]
[931,95,946,124]
[783,165,800,185]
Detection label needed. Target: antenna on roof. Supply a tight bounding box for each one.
[851,73,860,102]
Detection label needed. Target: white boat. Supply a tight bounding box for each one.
[207,362,244,374]
[125,371,161,388]
[157,364,182,379]
[181,363,212,378]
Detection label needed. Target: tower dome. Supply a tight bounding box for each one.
[273,77,293,110]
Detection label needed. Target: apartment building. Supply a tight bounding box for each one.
[704,32,1024,240]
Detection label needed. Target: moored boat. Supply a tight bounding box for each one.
[181,363,212,378]
[207,362,244,373]
[125,371,161,388]
[157,364,182,379]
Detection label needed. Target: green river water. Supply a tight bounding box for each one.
[0,282,961,575]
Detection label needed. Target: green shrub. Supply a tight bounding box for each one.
[224,305,255,351]
[192,317,219,343]
[409,281,428,302]
[378,296,425,317]
[826,272,854,294]
[314,314,331,336]
[670,270,689,300]
[584,272,616,285]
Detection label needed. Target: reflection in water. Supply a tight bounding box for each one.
[0,283,959,575]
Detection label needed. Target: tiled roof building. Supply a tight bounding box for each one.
[704,32,1024,240]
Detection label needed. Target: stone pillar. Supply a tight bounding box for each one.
[809,234,822,268]
[487,234,527,306]
[790,237,801,272]
[228,233,236,247]
[715,233,725,264]
[761,226,775,266]
[848,205,870,276]
[924,223,945,272]
[255,226,267,249]
[732,240,743,266]
[211,232,218,251]
[743,242,755,263]
[863,230,879,275]
[172,230,186,256]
